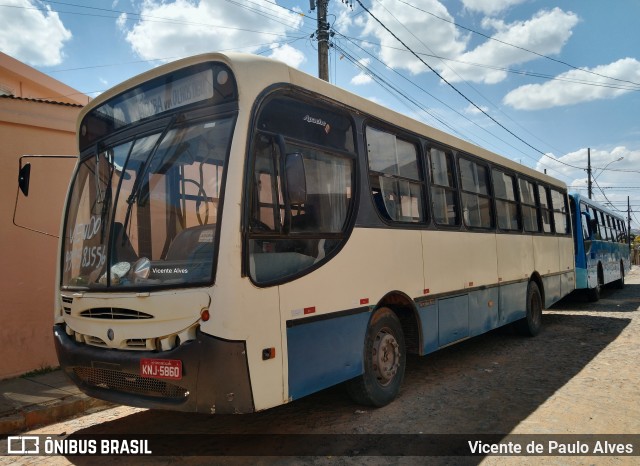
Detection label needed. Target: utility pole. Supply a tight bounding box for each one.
[587,147,593,199]
[314,0,330,81]
[628,196,632,247]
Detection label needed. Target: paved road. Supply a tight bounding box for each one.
[3,268,639,465]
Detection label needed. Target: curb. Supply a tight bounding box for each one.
[0,395,114,436]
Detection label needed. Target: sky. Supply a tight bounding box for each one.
[1,0,639,229]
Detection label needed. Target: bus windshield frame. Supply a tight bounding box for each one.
[61,62,238,291]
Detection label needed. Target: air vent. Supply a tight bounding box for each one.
[85,335,107,347]
[73,367,189,400]
[64,307,72,315]
[80,308,154,319]
[61,296,73,304]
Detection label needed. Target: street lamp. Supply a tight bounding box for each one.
[587,150,623,199]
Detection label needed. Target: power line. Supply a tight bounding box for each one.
[393,0,640,89]
[332,30,574,182]
[353,0,584,171]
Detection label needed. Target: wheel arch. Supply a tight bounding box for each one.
[374,290,422,355]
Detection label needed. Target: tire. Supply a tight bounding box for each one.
[614,262,625,290]
[586,265,603,302]
[346,307,406,407]
[514,281,543,337]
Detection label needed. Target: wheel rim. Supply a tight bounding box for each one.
[372,328,400,386]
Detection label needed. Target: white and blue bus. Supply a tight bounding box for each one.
[569,193,631,301]
[52,53,575,413]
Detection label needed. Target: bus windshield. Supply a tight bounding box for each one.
[62,115,234,290]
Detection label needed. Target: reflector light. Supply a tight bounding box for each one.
[360,298,369,305]
[201,309,210,321]
[262,347,276,360]
[304,307,315,315]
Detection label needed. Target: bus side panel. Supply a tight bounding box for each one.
[438,294,469,347]
[422,231,498,295]
[559,237,575,296]
[499,281,528,325]
[542,274,561,307]
[286,311,370,400]
[468,287,500,337]
[418,301,438,354]
[496,234,534,284]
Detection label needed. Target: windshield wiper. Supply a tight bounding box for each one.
[120,116,177,245]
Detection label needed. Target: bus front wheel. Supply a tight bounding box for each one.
[514,281,543,337]
[346,307,406,407]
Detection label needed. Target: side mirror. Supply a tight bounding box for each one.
[18,162,31,196]
[284,152,307,205]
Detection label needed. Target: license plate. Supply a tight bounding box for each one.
[140,358,182,380]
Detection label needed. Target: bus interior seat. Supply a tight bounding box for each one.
[165,224,215,262]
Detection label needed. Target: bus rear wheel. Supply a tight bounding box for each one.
[346,307,406,407]
[587,265,604,302]
[614,262,625,289]
[514,281,543,337]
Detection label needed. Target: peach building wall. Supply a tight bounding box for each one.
[0,52,85,379]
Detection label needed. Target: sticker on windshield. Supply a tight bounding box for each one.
[198,229,214,243]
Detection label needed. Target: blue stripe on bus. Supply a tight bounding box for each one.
[287,311,370,400]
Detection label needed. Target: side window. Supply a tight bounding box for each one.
[429,147,459,226]
[459,157,493,229]
[492,169,519,231]
[366,127,424,223]
[599,211,609,241]
[248,96,356,285]
[538,185,552,233]
[519,179,539,232]
[590,207,601,239]
[579,202,589,240]
[550,189,568,234]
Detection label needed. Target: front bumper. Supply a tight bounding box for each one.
[53,324,254,414]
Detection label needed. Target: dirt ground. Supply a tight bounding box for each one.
[3,267,639,465]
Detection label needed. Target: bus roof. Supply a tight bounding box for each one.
[570,192,626,220]
[79,52,565,189]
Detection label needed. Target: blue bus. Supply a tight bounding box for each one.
[569,193,631,301]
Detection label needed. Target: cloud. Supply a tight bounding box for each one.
[464,103,489,115]
[0,0,71,66]
[121,0,304,61]
[351,58,373,85]
[359,0,468,75]
[536,147,640,212]
[504,58,640,110]
[461,0,528,16]
[440,8,579,84]
[267,43,306,69]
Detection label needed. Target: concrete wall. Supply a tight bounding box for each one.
[0,96,79,379]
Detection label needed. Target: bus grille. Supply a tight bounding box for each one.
[80,308,154,319]
[73,367,188,400]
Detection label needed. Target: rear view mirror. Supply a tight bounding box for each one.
[18,162,31,196]
[284,152,307,205]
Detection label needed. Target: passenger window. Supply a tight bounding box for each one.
[248,129,354,284]
[459,157,493,229]
[550,189,568,234]
[366,127,424,223]
[519,179,539,232]
[492,169,519,231]
[538,186,552,233]
[429,148,459,226]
